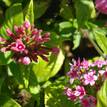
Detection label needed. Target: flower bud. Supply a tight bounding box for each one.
[20,56,31,65]
[51,47,59,55]
[23,20,30,29]
[6,28,14,37]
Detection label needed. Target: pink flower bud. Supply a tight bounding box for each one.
[32,29,40,36]
[6,28,14,37]
[95,0,107,14]
[18,56,31,65]
[0,47,6,52]
[104,71,107,78]
[0,37,5,42]
[51,47,59,55]
[21,56,31,65]
[23,20,30,29]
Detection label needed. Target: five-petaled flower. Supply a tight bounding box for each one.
[83,71,98,86]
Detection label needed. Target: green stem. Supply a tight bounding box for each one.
[24,65,31,89]
[39,87,45,107]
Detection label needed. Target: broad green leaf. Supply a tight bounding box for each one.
[8,62,24,86]
[93,28,107,54]
[8,62,39,91]
[24,0,34,24]
[2,0,23,6]
[73,0,96,27]
[7,61,39,95]
[2,0,11,6]
[49,49,65,78]
[60,0,74,20]
[97,79,107,107]
[59,21,73,37]
[27,64,40,94]
[0,95,21,107]
[33,0,51,19]
[32,49,65,83]
[5,3,24,26]
[0,3,24,39]
[0,51,12,65]
[72,31,81,50]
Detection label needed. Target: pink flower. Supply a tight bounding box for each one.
[83,71,97,86]
[98,70,106,76]
[67,70,78,84]
[81,96,97,107]
[81,59,90,70]
[95,0,107,14]
[11,39,25,52]
[74,86,86,99]
[94,60,106,68]
[67,58,82,84]
[19,56,31,65]
[23,20,30,29]
[64,87,76,101]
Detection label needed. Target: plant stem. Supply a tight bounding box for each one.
[39,87,45,107]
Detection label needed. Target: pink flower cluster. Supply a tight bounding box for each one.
[0,21,59,65]
[65,58,107,107]
[95,0,107,14]
[65,86,86,101]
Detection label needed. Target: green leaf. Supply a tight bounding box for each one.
[8,62,24,86]
[74,0,96,27]
[24,0,34,24]
[72,31,81,50]
[93,28,107,54]
[8,62,39,91]
[97,79,107,107]
[49,49,65,78]
[2,0,11,6]
[0,51,12,65]
[33,0,51,19]
[0,3,24,39]
[59,21,73,38]
[32,49,65,83]
[2,0,23,6]
[5,3,24,26]
[0,95,21,107]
